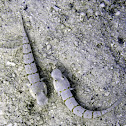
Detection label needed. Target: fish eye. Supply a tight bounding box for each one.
[61,75,65,80]
[55,79,58,82]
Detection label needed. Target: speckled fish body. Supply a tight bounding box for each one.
[51,69,122,118]
[22,24,48,106]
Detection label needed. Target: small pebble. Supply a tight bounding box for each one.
[95,11,100,16]
[53,5,61,11]
[47,44,51,50]
[115,11,120,16]
[100,3,105,8]
[74,41,79,47]
[104,92,110,96]
[6,61,16,66]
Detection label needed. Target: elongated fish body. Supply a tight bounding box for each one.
[51,69,122,118]
[22,23,48,106]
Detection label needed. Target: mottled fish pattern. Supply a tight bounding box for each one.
[51,69,122,118]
